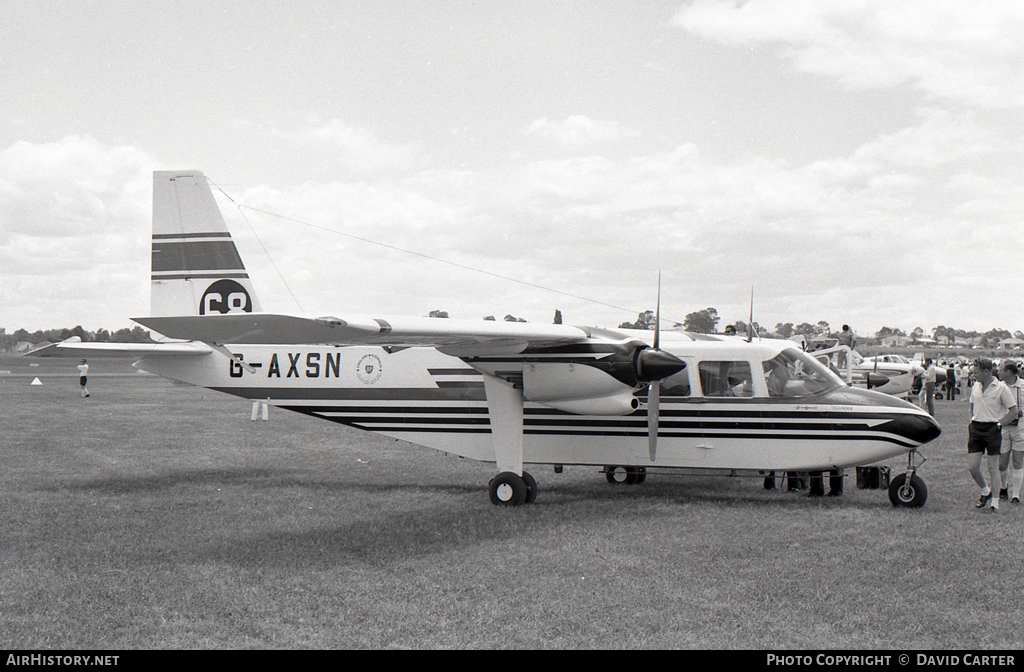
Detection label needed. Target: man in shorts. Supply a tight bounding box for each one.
[77,359,90,398]
[998,361,1024,503]
[968,358,1017,511]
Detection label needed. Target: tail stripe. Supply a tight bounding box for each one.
[152,239,245,273]
[151,272,251,281]
[153,232,232,240]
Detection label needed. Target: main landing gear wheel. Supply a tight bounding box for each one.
[489,471,537,506]
[605,466,645,485]
[522,471,538,504]
[888,472,927,508]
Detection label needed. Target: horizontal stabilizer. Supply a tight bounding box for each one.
[25,338,214,358]
[133,313,590,354]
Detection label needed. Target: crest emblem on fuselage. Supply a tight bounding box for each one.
[357,354,383,385]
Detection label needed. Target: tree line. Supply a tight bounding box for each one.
[1,326,154,352]
[616,309,1023,346]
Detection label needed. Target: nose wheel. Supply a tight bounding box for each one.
[888,450,928,508]
[888,473,927,507]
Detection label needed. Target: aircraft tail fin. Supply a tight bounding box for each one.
[150,170,262,317]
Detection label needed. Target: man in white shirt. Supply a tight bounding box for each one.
[969,358,1018,511]
[921,358,937,416]
[77,359,89,398]
[998,361,1024,503]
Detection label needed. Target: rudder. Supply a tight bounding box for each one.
[150,170,263,316]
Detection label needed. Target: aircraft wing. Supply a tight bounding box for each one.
[26,338,214,358]
[133,313,593,356]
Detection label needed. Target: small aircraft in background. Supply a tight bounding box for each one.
[30,171,941,508]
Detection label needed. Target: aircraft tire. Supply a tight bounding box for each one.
[523,471,538,504]
[888,473,927,508]
[489,472,528,506]
[605,466,639,485]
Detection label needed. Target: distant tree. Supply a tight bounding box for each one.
[619,310,656,330]
[986,327,1011,340]
[683,308,720,334]
[427,310,449,319]
[774,323,794,339]
[794,323,818,337]
[504,315,527,323]
[553,309,562,325]
[911,327,924,342]
[483,315,496,321]
[816,320,830,335]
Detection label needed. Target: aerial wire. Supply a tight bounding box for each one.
[208,177,675,323]
[208,179,305,312]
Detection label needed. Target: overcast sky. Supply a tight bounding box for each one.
[2,0,1022,337]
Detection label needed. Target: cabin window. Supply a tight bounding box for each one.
[698,361,753,397]
[762,348,843,398]
[660,368,691,397]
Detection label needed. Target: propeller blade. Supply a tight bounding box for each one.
[653,271,661,351]
[648,382,660,462]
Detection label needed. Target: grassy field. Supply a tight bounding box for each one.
[1,358,1022,650]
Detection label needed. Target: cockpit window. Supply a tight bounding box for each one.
[762,348,844,398]
[699,361,754,397]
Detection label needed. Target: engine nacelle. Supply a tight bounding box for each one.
[522,362,634,402]
[538,392,641,416]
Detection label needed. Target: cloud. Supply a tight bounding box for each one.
[3,102,1022,335]
[233,117,427,175]
[674,0,1024,109]
[285,106,1015,331]
[0,136,155,329]
[521,115,637,146]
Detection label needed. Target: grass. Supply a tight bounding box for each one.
[1,359,1022,649]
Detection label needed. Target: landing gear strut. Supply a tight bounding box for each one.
[889,449,928,508]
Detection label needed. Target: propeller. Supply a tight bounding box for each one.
[633,273,686,462]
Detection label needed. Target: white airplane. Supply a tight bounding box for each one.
[851,353,946,400]
[30,171,941,508]
[850,354,921,399]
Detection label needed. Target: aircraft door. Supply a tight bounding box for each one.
[761,350,837,470]
[693,359,770,470]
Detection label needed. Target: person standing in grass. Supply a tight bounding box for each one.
[921,358,937,416]
[997,361,1024,503]
[968,358,1017,512]
[77,359,90,398]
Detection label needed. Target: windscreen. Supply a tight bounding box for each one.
[762,348,844,398]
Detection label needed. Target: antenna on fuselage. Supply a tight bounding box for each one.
[747,287,755,343]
